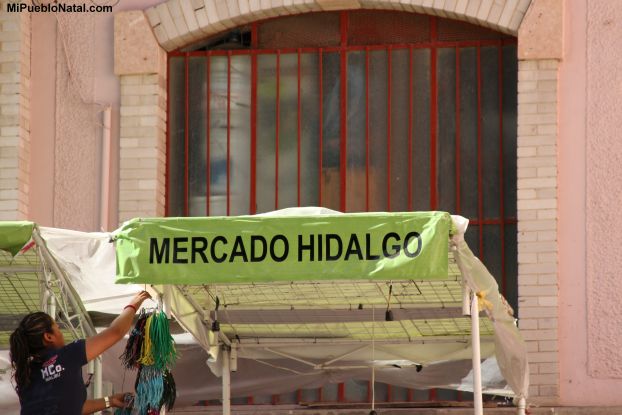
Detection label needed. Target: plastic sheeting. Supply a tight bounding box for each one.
[451,226,529,400]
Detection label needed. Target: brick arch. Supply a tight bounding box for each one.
[144,0,531,51]
[117,0,566,404]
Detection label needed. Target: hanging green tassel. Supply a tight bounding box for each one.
[119,309,178,414]
[149,311,178,370]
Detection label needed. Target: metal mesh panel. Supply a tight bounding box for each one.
[0,247,86,347]
[177,248,495,342]
[258,12,341,49]
[347,10,430,45]
[220,317,494,340]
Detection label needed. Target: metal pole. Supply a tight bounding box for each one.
[87,360,101,415]
[48,288,56,320]
[471,293,483,415]
[222,348,231,415]
[94,356,103,414]
[32,230,96,336]
[517,396,526,415]
[462,280,471,316]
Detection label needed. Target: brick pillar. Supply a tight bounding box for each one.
[0,6,30,220]
[118,73,167,221]
[516,59,559,402]
[115,11,167,223]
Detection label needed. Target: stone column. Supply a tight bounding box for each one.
[0,5,30,220]
[115,11,167,223]
[516,0,563,404]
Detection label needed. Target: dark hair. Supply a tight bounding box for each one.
[9,312,54,394]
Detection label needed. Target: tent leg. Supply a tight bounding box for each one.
[462,280,471,316]
[471,293,483,415]
[517,396,526,415]
[88,357,103,414]
[94,357,103,414]
[47,290,56,320]
[222,348,231,415]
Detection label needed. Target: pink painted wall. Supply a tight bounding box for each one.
[28,0,160,231]
[558,0,622,405]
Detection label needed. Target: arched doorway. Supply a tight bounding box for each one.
[166,9,518,404]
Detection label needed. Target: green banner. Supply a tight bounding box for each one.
[114,212,454,284]
[0,221,34,256]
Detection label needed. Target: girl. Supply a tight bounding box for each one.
[10,291,151,414]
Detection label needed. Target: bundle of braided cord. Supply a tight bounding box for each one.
[117,309,177,414]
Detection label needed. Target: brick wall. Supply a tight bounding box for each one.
[516,59,559,401]
[0,6,29,220]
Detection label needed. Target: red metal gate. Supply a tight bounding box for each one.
[166,10,517,405]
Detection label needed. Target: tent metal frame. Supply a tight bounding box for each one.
[152,278,527,415]
[0,229,102,403]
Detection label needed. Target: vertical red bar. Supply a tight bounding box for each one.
[340,11,348,46]
[455,47,461,215]
[386,46,392,211]
[271,394,279,405]
[297,49,302,207]
[428,388,437,401]
[250,24,258,214]
[477,46,483,258]
[227,51,231,216]
[408,46,413,211]
[184,53,189,216]
[407,388,414,402]
[386,384,392,402]
[365,48,370,212]
[165,55,171,216]
[296,389,302,403]
[498,44,506,293]
[247,396,254,405]
[318,386,323,402]
[340,49,347,212]
[275,51,280,210]
[226,52,232,216]
[337,382,345,402]
[366,380,372,402]
[206,54,211,216]
[429,17,438,211]
[250,54,257,214]
[340,11,348,212]
[318,50,323,206]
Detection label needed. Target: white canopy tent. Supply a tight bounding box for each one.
[0,208,528,414]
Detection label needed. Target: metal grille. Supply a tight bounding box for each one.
[167,11,517,405]
[0,247,88,347]
[167,11,517,308]
[0,249,42,345]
